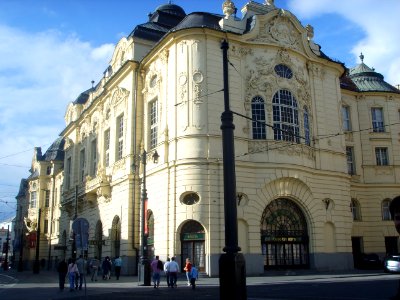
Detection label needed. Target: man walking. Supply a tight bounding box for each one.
[167,256,180,288]
[75,255,86,290]
[150,255,163,288]
[89,256,100,281]
[164,257,171,287]
[114,255,122,280]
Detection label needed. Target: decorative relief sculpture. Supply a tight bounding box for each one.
[111,86,130,106]
[222,0,236,19]
[229,45,253,58]
[192,70,204,104]
[178,72,188,103]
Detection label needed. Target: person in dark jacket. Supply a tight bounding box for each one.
[57,258,68,291]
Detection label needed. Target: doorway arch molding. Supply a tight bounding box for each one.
[258,177,314,224]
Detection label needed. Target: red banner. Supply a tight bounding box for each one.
[144,199,148,235]
[28,232,36,248]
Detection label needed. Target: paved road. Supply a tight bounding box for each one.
[1,268,399,299]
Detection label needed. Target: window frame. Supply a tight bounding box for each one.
[351,199,361,221]
[382,199,391,221]
[342,106,351,131]
[346,146,356,175]
[272,89,300,143]
[375,147,389,166]
[116,114,124,161]
[104,129,110,167]
[149,99,158,149]
[371,107,385,132]
[251,96,267,140]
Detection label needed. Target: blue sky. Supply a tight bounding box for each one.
[0,0,399,222]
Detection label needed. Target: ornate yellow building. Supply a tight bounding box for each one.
[15,1,400,276]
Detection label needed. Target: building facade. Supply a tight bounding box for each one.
[16,1,400,276]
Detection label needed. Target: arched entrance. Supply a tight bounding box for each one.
[180,220,205,272]
[111,216,121,258]
[261,198,309,269]
[94,221,103,259]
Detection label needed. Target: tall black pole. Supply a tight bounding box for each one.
[3,225,10,271]
[72,185,78,260]
[140,150,151,286]
[219,39,247,300]
[33,208,41,274]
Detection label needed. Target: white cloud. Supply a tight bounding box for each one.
[0,24,114,219]
[288,0,400,85]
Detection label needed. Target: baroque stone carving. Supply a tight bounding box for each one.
[111,86,130,106]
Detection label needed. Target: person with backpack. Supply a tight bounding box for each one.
[150,255,163,288]
[189,264,199,289]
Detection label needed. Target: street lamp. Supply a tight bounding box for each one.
[139,149,159,286]
[219,40,247,300]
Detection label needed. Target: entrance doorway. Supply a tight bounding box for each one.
[261,198,309,269]
[180,220,205,272]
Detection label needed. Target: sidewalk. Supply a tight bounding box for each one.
[0,268,388,300]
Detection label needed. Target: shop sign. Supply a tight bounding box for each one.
[182,233,205,241]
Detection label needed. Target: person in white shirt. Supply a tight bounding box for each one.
[166,256,179,288]
[164,258,171,287]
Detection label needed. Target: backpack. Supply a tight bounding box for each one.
[157,259,163,270]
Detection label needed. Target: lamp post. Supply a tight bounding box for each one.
[2,225,10,271]
[33,208,42,274]
[219,39,247,300]
[139,150,159,286]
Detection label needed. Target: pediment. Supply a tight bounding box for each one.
[244,9,310,55]
[110,37,128,72]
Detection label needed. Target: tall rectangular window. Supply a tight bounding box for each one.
[30,191,37,208]
[91,139,97,176]
[44,190,50,207]
[342,106,351,131]
[116,115,124,160]
[80,149,86,182]
[104,129,110,167]
[149,100,158,149]
[66,157,72,189]
[44,219,49,234]
[375,147,389,166]
[346,147,356,175]
[372,107,384,132]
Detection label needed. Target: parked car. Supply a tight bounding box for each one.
[384,255,400,273]
[356,253,382,270]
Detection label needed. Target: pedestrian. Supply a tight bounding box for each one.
[150,255,163,288]
[389,196,400,300]
[164,257,171,287]
[183,258,192,286]
[57,258,68,291]
[89,256,100,281]
[75,255,86,290]
[167,256,180,288]
[114,255,122,280]
[67,258,79,292]
[102,256,111,280]
[189,264,199,290]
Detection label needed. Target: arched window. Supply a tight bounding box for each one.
[382,199,391,221]
[274,64,293,79]
[273,90,299,143]
[303,106,310,145]
[251,96,266,139]
[351,199,361,221]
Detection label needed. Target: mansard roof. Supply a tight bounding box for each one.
[129,3,187,42]
[16,179,28,198]
[42,137,65,162]
[345,53,400,93]
[73,88,94,105]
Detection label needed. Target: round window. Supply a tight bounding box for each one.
[274,64,293,79]
[182,193,200,205]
